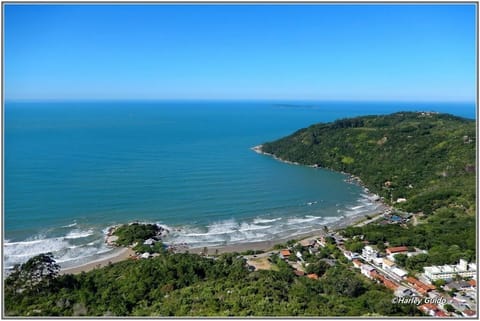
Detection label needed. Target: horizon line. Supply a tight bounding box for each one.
[4,98,477,104]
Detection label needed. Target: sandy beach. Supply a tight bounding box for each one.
[185,207,386,256]
[60,247,136,275]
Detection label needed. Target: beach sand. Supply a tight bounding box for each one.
[60,247,136,275]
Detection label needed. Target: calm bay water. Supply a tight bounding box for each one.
[4,100,475,268]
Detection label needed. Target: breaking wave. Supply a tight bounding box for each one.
[4,192,384,272]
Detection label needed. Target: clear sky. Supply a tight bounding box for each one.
[4,3,477,102]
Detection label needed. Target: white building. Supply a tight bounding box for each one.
[424,259,476,281]
[392,267,408,278]
[361,264,376,279]
[362,246,378,262]
[343,251,360,260]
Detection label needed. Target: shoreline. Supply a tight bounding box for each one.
[184,206,385,255]
[60,205,386,274]
[59,247,136,275]
[58,145,390,275]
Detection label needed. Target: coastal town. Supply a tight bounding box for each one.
[241,223,477,318]
[110,210,476,319]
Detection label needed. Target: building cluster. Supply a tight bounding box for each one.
[424,259,476,281]
[247,229,477,318]
[348,244,477,318]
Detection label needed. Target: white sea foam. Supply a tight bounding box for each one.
[4,226,112,270]
[287,216,322,224]
[252,217,282,224]
[238,223,271,232]
[4,236,70,267]
[350,205,366,210]
[62,222,78,228]
[64,229,94,239]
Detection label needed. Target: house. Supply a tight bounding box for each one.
[143,238,155,245]
[434,310,449,317]
[386,246,409,255]
[362,246,378,262]
[391,267,408,278]
[406,277,435,294]
[444,280,471,292]
[468,279,476,288]
[344,251,360,260]
[351,252,360,259]
[461,309,476,317]
[361,264,376,279]
[352,259,362,269]
[394,286,413,297]
[296,251,304,262]
[279,249,291,260]
[307,273,319,280]
[373,257,384,266]
[332,234,345,246]
[317,236,327,247]
[382,258,396,270]
[344,251,353,260]
[370,270,385,282]
[308,247,319,255]
[299,239,316,247]
[419,303,439,316]
[384,279,399,291]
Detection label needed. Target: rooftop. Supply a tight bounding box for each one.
[386,246,409,254]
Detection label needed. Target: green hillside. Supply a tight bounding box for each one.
[261,112,476,216]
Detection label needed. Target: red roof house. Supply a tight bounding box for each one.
[280,249,291,259]
[352,259,362,268]
[386,246,409,255]
[468,279,476,288]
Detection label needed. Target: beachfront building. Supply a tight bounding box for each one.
[423,259,477,281]
[279,249,292,260]
[362,246,378,262]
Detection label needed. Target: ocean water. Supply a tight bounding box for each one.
[4,100,475,269]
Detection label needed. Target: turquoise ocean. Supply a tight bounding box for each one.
[4,101,475,269]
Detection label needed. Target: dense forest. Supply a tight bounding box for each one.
[262,112,476,215]
[4,250,420,316]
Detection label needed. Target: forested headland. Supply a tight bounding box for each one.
[261,111,476,268]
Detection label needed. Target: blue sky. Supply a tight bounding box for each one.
[4,4,477,102]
